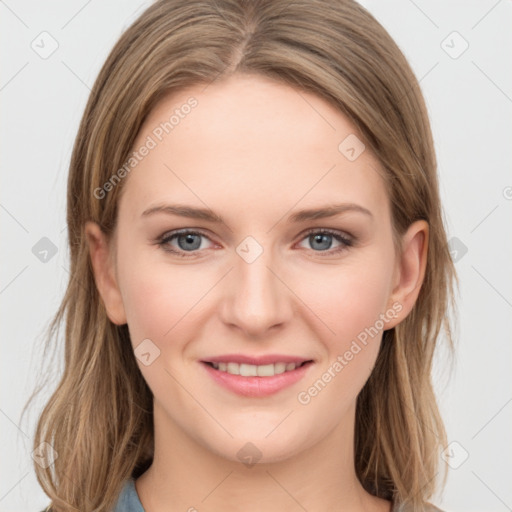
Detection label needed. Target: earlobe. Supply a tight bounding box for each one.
[84,221,127,325]
[385,220,429,329]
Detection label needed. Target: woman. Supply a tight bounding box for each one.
[27,0,457,510]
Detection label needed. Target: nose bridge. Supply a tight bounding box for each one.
[221,234,290,334]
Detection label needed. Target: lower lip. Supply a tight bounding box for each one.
[201,361,313,397]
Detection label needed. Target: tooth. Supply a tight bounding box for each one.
[286,363,297,371]
[239,363,258,377]
[212,362,219,369]
[257,364,275,377]
[218,362,227,371]
[274,362,286,374]
[227,362,240,375]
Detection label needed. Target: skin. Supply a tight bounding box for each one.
[86,73,428,512]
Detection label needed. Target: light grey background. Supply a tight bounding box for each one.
[1,1,511,511]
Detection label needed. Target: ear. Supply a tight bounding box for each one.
[84,221,127,325]
[385,220,429,329]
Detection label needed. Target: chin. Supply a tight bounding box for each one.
[206,429,313,467]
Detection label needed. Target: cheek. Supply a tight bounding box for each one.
[294,262,391,416]
[298,255,393,345]
[117,255,208,394]
[117,248,207,346]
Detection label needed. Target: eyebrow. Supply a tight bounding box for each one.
[141,203,373,223]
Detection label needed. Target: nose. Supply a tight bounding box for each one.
[218,242,293,338]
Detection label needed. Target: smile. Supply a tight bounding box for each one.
[200,357,314,397]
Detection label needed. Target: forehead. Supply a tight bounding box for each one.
[120,73,388,222]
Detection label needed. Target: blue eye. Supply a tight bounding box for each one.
[299,228,353,255]
[157,228,353,258]
[158,230,212,257]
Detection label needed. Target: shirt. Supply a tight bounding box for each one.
[111,478,445,512]
[112,478,145,512]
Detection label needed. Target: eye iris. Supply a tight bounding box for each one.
[178,233,201,251]
[310,233,332,251]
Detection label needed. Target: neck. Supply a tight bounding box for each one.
[135,400,391,512]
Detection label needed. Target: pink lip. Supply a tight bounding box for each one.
[202,354,312,365]
[200,360,314,398]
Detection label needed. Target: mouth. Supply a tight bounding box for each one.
[199,356,314,397]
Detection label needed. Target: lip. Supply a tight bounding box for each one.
[200,358,314,398]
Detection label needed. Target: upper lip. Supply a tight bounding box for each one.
[202,354,313,365]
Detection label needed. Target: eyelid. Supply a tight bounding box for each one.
[299,227,353,243]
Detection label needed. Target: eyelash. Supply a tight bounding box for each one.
[156,228,354,258]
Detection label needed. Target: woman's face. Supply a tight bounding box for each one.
[88,73,424,464]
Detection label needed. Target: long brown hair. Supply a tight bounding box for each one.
[21,1,458,510]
